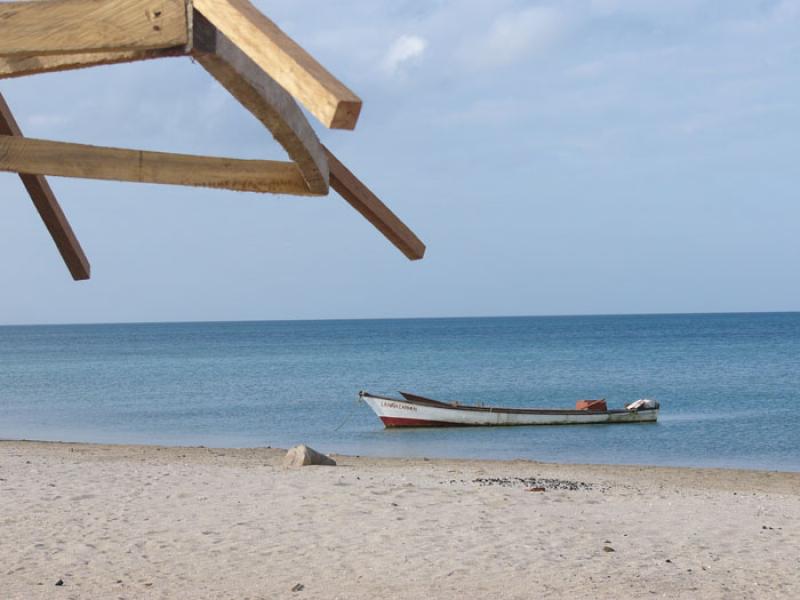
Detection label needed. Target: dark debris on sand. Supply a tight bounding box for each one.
[441,477,595,491]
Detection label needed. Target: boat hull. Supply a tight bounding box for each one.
[361,393,658,428]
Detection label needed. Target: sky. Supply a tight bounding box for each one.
[1,0,799,325]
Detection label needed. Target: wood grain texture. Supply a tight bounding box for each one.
[0,47,186,79]
[0,93,90,280]
[0,135,323,195]
[324,146,425,261]
[0,0,188,56]
[192,11,328,194]
[193,0,361,130]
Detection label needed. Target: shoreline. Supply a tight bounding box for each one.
[2,440,798,598]
[3,436,799,475]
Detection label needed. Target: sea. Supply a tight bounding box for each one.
[0,313,798,471]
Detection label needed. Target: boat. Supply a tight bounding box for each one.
[359,391,659,428]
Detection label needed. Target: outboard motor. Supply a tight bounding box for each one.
[625,398,659,411]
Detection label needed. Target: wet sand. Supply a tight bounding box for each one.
[1,440,798,599]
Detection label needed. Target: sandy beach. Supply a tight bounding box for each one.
[1,441,798,599]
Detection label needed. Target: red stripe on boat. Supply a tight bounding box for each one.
[380,416,466,428]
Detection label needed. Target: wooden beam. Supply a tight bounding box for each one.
[324,146,425,261]
[0,135,322,195]
[192,11,328,194]
[0,47,186,80]
[0,0,188,57]
[0,93,90,280]
[193,0,362,130]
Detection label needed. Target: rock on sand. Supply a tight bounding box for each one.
[283,445,336,467]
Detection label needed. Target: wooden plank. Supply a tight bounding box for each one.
[192,11,328,194]
[0,47,186,79]
[0,0,188,57]
[324,146,425,261]
[0,135,323,195]
[0,93,90,280]
[193,0,362,130]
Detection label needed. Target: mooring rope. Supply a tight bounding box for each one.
[333,397,362,432]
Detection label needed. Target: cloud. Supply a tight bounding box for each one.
[721,0,800,36]
[589,0,704,17]
[441,97,531,127]
[25,113,70,131]
[381,34,428,75]
[466,6,567,69]
[567,59,607,79]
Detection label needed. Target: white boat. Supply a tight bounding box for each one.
[360,391,659,428]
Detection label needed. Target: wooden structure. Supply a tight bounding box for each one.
[0,0,426,280]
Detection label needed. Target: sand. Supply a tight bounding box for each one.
[1,441,798,599]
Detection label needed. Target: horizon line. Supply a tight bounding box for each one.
[2,309,798,328]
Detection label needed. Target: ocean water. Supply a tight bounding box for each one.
[0,313,798,471]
